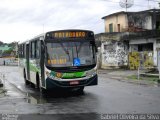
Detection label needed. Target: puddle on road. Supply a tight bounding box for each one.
[6,90,23,96]
[25,90,85,105]
[26,93,47,104]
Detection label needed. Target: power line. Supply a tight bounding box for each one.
[100,0,151,8]
[145,0,160,8]
[147,0,160,3]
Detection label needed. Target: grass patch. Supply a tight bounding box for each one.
[127,75,140,80]
[127,75,159,82]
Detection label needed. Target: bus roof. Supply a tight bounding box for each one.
[19,33,45,45]
[46,29,93,34]
[19,29,94,44]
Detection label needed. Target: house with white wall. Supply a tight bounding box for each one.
[102,9,160,33]
[96,9,160,69]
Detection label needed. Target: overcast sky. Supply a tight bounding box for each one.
[0,0,159,43]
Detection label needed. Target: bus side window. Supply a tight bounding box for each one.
[35,40,40,59]
[19,44,25,58]
[22,44,25,58]
[18,45,21,58]
[21,45,23,58]
[31,42,35,58]
[35,41,37,58]
[29,42,32,58]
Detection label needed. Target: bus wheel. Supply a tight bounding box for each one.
[24,70,29,85]
[40,88,46,94]
[76,86,84,94]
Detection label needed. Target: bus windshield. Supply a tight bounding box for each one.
[46,41,96,68]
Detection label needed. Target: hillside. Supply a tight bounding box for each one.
[0,41,18,58]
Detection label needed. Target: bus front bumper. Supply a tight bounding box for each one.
[46,74,98,89]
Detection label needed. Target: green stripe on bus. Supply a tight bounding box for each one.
[29,63,40,73]
[62,72,85,78]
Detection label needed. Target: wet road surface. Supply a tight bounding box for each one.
[0,66,160,119]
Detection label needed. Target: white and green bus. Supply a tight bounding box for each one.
[19,30,98,92]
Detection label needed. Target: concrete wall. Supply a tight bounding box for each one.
[104,12,153,32]
[104,13,128,32]
[129,52,154,70]
[144,16,152,30]
[101,41,128,69]
[153,39,157,66]
[0,58,18,66]
[95,30,160,69]
[129,38,155,45]
[129,38,157,66]
[129,45,138,52]
[127,13,152,30]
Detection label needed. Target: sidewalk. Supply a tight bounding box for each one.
[98,69,137,76]
[98,69,160,86]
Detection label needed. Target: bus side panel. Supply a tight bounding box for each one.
[19,58,25,79]
[29,58,42,86]
[19,44,28,81]
[29,59,37,85]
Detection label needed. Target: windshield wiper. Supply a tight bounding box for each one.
[59,42,71,60]
[74,42,79,58]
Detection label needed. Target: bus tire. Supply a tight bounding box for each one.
[40,88,46,94]
[77,86,84,94]
[24,69,29,85]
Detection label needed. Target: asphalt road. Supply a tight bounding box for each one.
[0,66,160,120]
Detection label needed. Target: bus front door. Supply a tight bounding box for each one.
[40,41,45,87]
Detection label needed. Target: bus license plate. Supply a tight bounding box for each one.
[70,81,79,85]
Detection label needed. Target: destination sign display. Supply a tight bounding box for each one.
[45,30,94,40]
[48,59,67,65]
[52,31,86,38]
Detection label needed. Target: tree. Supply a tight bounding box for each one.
[2,48,13,56]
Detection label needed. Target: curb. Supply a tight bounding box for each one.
[108,76,160,86]
[0,88,6,96]
[98,71,159,86]
[0,79,3,87]
[6,79,27,95]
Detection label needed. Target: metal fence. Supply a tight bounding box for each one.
[0,58,18,66]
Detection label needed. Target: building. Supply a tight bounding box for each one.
[122,30,160,69]
[96,9,160,69]
[102,9,160,33]
[95,33,129,69]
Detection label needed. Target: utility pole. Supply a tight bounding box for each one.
[42,24,45,34]
[147,0,152,9]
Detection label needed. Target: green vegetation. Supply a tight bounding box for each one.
[2,48,13,54]
[127,75,159,83]
[0,41,18,57]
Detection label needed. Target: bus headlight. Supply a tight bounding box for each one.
[86,68,97,77]
[45,70,62,80]
[46,71,50,77]
[56,72,62,78]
